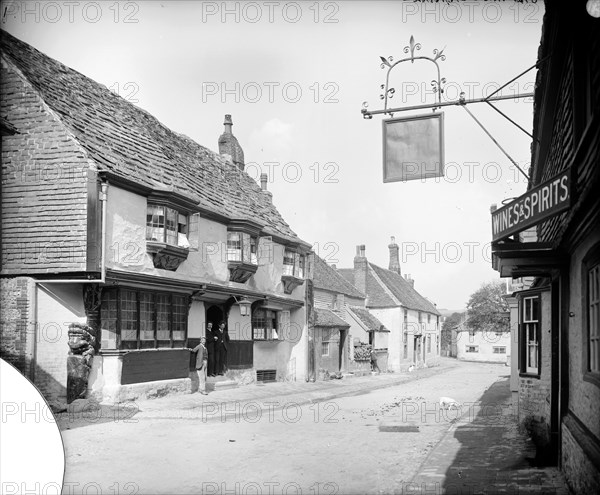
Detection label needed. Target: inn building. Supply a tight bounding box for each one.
[0,33,312,405]
[491,3,599,491]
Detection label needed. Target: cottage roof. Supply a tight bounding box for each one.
[348,306,389,332]
[337,264,440,314]
[0,32,307,246]
[314,308,350,328]
[369,263,440,314]
[313,256,365,299]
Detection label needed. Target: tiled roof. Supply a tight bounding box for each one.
[0,32,305,245]
[314,308,350,328]
[369,263,440,314]
[338,264,439,313]
[348,306,388,332]
[366,268,397,308]
[313,256,364,299]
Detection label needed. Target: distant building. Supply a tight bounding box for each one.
[312,255,388,376]
[338,239,441,371]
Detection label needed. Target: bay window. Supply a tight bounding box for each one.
[146,205,188,248]
[281,248,306,294]
[227,232,258,264]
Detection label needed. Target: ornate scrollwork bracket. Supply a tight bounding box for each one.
[362,35,447,119]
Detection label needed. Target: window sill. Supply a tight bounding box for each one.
[281,274,305,294]
[519,371,541,379]
[146,241,189,271]
[254,339,283,343]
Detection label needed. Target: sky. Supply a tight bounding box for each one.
[2,0,545,310]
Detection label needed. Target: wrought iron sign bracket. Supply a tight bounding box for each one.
[361,36,549,181]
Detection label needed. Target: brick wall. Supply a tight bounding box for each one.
[518,290,552,448]
[0,277,35,378]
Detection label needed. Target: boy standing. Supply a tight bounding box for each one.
[192,336,209,394]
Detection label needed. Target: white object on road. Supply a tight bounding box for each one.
[439,396,460,410]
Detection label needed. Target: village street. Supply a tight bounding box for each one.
[57,360,568,495]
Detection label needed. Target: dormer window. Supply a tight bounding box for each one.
[281,247,305,294]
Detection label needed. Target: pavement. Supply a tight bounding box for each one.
[410,376,571,495]
[57,358,572,494]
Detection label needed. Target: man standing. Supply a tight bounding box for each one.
[206,322,216,377]
[214,321,230,375]
[192,336,208,395]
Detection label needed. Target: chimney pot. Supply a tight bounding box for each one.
[388,236,401,275]
[260,173,268,190]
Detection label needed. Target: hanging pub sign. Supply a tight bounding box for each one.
[491,168,572,242]
[382,112,445,182]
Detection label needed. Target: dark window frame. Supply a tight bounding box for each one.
[100,287,188,350]
[252,308,279,341]
[518,289,543,378]
[146,204,188,247]
[582,241,600,387]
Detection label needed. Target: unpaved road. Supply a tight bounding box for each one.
[60,361,509,495]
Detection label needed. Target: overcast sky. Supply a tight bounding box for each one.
[2,0,545,310]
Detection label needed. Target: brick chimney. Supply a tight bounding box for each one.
[388,236,401,275]
[218,114,245,171]
[260,173,273,203]
[353,244,368,296]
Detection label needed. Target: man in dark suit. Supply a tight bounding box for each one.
[214,321,230,375]
[191,336,208,394]
[206,322,217,377]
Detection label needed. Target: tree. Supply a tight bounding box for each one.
[441,312,464,355]
[466,281,509,334]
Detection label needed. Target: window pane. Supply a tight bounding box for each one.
[227,232,242,261]
[242,233,251,263]
[100,290,118,348]
[146,205,165,242]
[298,255,305,279]
[250,236,258,265]
[165,208,178,246]
[156,294,170,341]
[140,292,154,341]
[121,290,137,341]
[283,249,294,276]
[172,295,187,341]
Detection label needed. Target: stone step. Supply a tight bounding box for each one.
[206,378,238,392]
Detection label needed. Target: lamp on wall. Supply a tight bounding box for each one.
[236,297,252,316]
